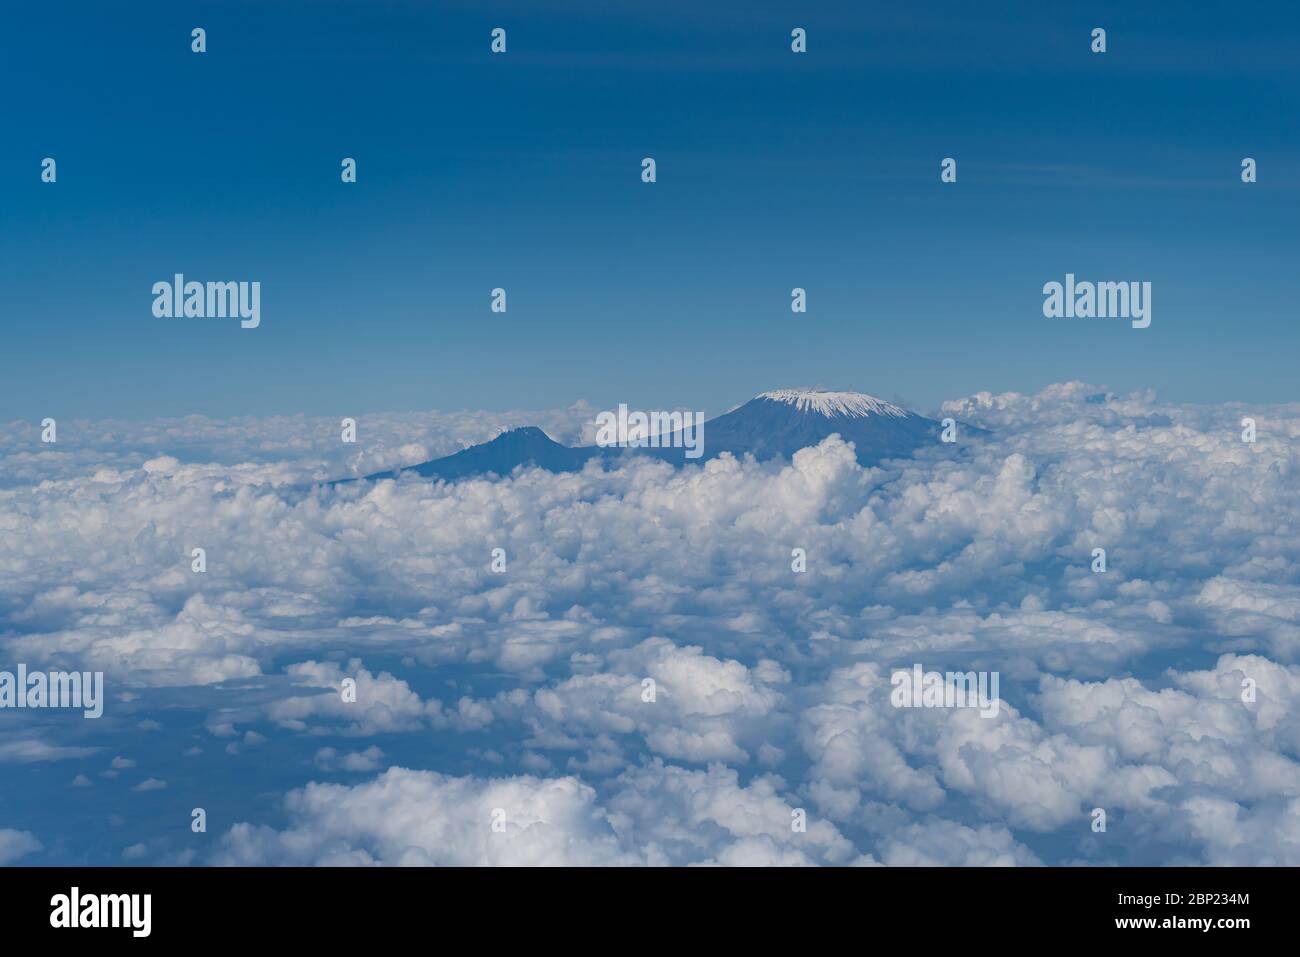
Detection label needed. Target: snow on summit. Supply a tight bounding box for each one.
[757,389,911,419]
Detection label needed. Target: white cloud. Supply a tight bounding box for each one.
[0,739,99,764]
[5,382,1300,864]
[215,767,639,866]
[0,829,42,864]
[261,660,439,736]
[314,746,386,772]
[877,819,1042,866]
[0,832,41,868]
[214,760,855,867]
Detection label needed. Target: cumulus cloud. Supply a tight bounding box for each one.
[877,819,1041,867]
[0,829,42,865]
[516,637,787,765]
[214,767,639,866]
[314,746,386,772]
[214,761,854,867]
[3,382,1299,865]
[262,660,439,736]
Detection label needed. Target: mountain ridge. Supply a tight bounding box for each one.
[355,389,983,483]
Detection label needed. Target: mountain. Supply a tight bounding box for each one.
[661,390,945,465]
[357,389,977,483]
[363,426,599,481]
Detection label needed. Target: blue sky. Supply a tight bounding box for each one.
[2,0,1298,419]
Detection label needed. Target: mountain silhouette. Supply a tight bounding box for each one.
[357,389,982,483]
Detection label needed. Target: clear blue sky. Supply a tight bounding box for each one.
[2,0,1297,420]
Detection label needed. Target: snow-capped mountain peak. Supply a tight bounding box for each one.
[354,387,969,484]
[756,389,910,419]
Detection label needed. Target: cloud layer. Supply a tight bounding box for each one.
[2,382,1298,865]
